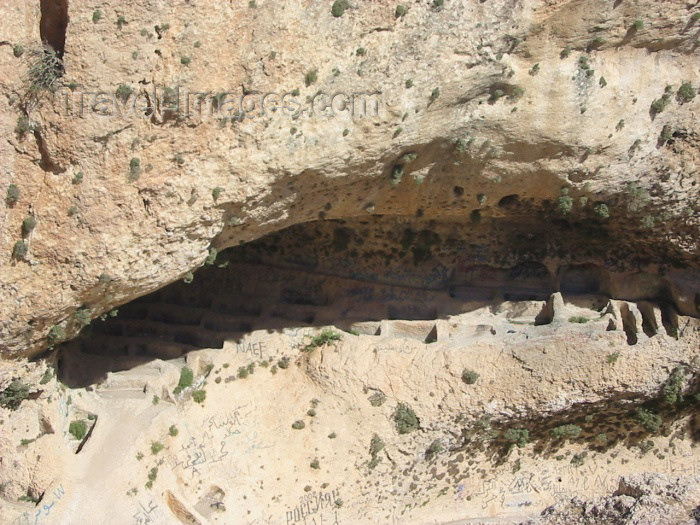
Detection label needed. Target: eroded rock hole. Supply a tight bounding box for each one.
[40,0,69,57]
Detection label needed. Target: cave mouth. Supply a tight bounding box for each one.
[40,0,69,57]
[57,213,698,386]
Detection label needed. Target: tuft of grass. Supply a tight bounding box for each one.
[27,46,64,95]
[69,420,88,440]
[429,87,440,104]
[569,316,589,323]
[393,403,419,434]
[305,69,318,87]
[303,330,342,352]
[72,171,84,184]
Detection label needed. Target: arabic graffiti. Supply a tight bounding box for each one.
[132,499,158,525]
[10,485,65,525]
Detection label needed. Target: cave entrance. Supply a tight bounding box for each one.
[56,214,692,387]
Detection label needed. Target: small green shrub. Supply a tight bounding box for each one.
[632,20,644,30]
[461,369,479,385]
[310,459,320,469]
[22,216,37,236]
[368,392,386,407]
[662,368,686,405]
[550,424,582,440]
[328,432,336,439]
[39,368,53,385]
[433,0,444,8]
[677,82,696,103]
[192,390,206,403]
[92,9,102,23]
[369,434,385,457]
[331,0,350,17]
[13,44,25,58]
[692,13,700,22]
[74,307,91,329]
[393,403,419,434]
[168,425,178,437]
[558,194,573,214]
[47,325,66,345]
[72,171,84,184]
[117,15,127,29]
[129,158,141,180]
[212,187,224,200]
[0,380,31,410]
[571,452,587,466]
[405,79,413,88]
[27,46,64,95]
[146,467,157,489]
[115,84,133,101]
[504,428,529,448]
[151,441,164,455]
[356,47,366,56]
[425,439,443,459]
[278,356,290,369]
[599,76,607,88]
[174,366,193,394]
[529,63,540,76]
[304,69,318,86]
[304,330,342,352]
[395,5,408,17]
[560,46,571,59]
[390,165,404,186]
[594,203,609,219]
[69,420,88,440]
[6,184,20,205]
[292,420,305,430]
[635,407,661,433]
[606,352,620,364]
[181,56,192,65]
[12,240,28,260]
[429,87,440,104]
[650,93,671,115]
[569,316,589,323]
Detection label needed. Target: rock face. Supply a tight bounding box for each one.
[1,1,700,524]
[0,0,698,357]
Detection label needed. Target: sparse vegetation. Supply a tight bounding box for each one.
[129,158,141,180]
[558,188,574,214]
[429,87,440,104]
[0,380,30,410]
[115,84,133,101]
[405,79,413,88]
[550,424,582,440]
[146,467,157,489]
[22,216,36,236]
[529,63,540,76]
[304,330,342,352]
[6,184,20,205]
[632,20,644,31]
[27,46,64,94]
[305,69,318,87]
[92,9,102,23]
[425,439,443,459]
[174,366,194,394]
[393,403,419,434]
[560,46,571,59]
[47,325,66,345]
[73,171,84,184]
[13,44,24,58]
[212,187,224,200]
[594,203,609,219]
[12,240,28,261]
[331,0,350,17]
[181,56,192,66]
[569,316,589,323]
[635,407,662,433]
[278,356,290,369]
[395,5,408,18]
[292,420,306,430]
[368,392,386,407]
[461,369,479,385]
[192,390,206,403]
[607,352,620,364]
[117,15,127,29]
[69,420,88,440]
[504,428,529,448]
[151,441,164,455]
[662,368,686,405]
[677,82,696,103]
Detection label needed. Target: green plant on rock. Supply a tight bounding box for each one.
[425,439,443,459]
[461,369,479,385]
[92,9,102,23]
[146,467,157,489]
[632,20,644,31]
[568,316,588,323]
[69,420,88,440]
[550,424,582,440]
[174,366,193,394]
[47,325,66,345]
[13,44,25,58]
[677,82,696,103]
[594,203,609,219]
[304,330,342,352]
[635,407,661,433]
[192,390,206,403]
[395,5,408,18]
[27,46,64,95]
[504,428,529,448]
[429,87,440,104]
[390,165,404,186]
[305,69,318,87]
[129,158,141,180]
[22,216,37,236]
[292,420,305,430]
[6,184,20,205]
[393,403,419,434]
[331,0,349,17]
[115,84,133,101]
[0,380,31,410]
[12,240,28,261]
[662,367,687,405]
[558,188,574,214]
